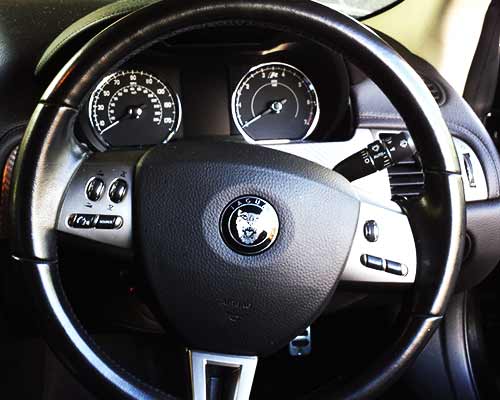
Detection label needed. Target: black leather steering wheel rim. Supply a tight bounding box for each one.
[10,1,465,399]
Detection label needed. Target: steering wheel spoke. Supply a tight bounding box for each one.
[340,190,417,285]
[188,351,258,400]
[57,150,142,249]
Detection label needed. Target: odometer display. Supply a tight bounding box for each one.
[232,62,319,143]
[89,70,180,147]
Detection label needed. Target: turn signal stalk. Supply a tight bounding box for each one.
[333,132,416,182]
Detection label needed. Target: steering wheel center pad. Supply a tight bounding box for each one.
[136,141,359,355]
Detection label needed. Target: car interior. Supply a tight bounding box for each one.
[2,0,500,399]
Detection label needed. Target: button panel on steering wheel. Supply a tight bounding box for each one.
[57,151,140,248]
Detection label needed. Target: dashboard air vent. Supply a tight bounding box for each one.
[379,133,425,198]
[421,76,446,106]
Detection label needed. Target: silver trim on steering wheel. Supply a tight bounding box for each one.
[189,351,258,400]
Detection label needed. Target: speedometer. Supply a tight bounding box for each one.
[89,70,181,147]
[231,62,319,143]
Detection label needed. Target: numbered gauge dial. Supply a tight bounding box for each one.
[89,70,181,147]
[232,62,319,143]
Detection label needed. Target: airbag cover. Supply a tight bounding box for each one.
[135,141,359,355]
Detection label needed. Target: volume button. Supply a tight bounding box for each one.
[109,179,128,204]
[86,177,106,202]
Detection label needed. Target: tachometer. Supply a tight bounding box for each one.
[231,62,319,143]
[89,70,181,147]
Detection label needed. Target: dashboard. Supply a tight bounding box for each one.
[77,35,351,150]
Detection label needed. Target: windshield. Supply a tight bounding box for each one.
[315,0,402,18]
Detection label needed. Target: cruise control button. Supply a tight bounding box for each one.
[360,254,385,271]
[86,177,105,202]
[68,214,97,229]
[109,179,128,204]
[386,260,408,276]
[96,215,123,229]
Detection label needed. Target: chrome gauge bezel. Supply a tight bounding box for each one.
[88,69,182,147]
[231,62,320,144]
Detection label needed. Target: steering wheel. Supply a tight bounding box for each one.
[10,1,465,399]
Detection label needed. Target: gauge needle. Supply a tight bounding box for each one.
[100,104,147,135]
[242,99,287,128]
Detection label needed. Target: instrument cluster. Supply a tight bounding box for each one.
[88,70,181,147]
[79,40,351,149]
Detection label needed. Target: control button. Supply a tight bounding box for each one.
[86,178,105,202]
[68,214,97,229]
[367,141,391,169]
[109,179,128,204]
[363,220,379,242]
[360,254,385,271]
[463,153,476,188]
[95,215,123,230]
[386,260,408,276]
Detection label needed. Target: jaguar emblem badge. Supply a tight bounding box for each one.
[220,195,280,255]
